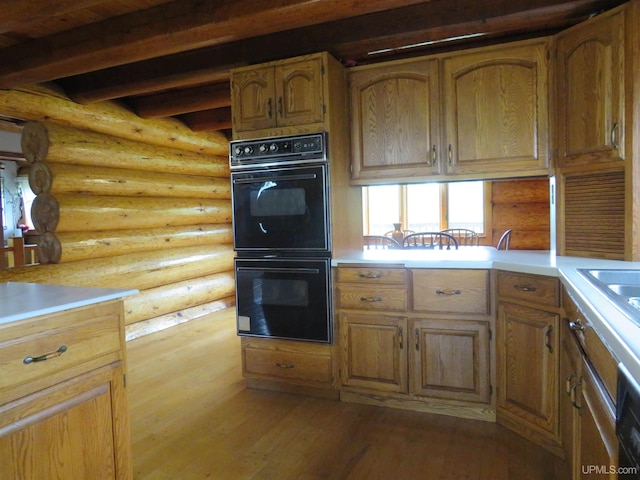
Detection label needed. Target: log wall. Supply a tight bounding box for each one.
[0,84,234,340]
[490,177,551,249]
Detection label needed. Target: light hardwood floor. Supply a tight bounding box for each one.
[126,308,567,479]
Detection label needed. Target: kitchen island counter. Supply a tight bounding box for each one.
[0,282,138,325]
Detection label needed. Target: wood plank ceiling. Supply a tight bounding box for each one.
[0,0,628,140]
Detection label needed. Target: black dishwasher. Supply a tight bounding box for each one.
[617,363,640,478]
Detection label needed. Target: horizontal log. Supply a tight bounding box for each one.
[131,82,231,119]
[56,224,232,263]
[44,194,231,232]
[20,121,229,177]
[180,107,232,132]
[0,84,228,155]
[39,163,231,199]
[492,178,550,204]
[492,203,550,229]
[28,160,53,194]
[38,231,62,264]
[0,245,235,291]
[124,271,235,324]
[31,192,59,233]
[125,297,235,341]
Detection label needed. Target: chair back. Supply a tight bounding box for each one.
[363,235,400,250]
[496,229,512,250]
[403,232,458,250]
[440,228,480,246]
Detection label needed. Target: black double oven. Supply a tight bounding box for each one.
[230,133,333,343]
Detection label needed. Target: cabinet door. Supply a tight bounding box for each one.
[231,67,276,131]
[339,313,408,393]
[560,321,581,479]
[443,42,549,176]
[497,302,559,436]
[575,359,618,479]
[411,318,490,403]
[275,57,324,127]
[555,9,625,167]
[350,58,440,182]
[0,363,131,480]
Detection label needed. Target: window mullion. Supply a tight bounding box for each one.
[440,183,448,230]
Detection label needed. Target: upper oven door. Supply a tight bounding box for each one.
[231,164,330,253]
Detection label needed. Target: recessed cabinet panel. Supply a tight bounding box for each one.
[350,58,440,182]
[232,68,276,131]
[411,318,490,403]
[276,58,324,127]
[443,42,549,176]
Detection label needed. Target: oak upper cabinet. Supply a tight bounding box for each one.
[496,271,562,457]
[231,53,326,134]
[349,58,441,184]
[0,300,132,480]
[554,7,625,168]
[442,40,550,177]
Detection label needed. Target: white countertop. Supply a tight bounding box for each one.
[0,282,138,325]
[333,247,640,383]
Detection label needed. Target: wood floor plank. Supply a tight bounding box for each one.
[126,308,567,479]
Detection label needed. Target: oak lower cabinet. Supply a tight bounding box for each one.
[0,300,132,480]
[496,270,562,456]
[561,287,619,479]
[336,266,494,421]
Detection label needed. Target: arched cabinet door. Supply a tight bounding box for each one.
[555,8,625,168]
[349,58,441,184]
[442,41,549,177]
[276,57,324,127]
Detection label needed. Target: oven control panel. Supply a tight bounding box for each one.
[230,132,326,168]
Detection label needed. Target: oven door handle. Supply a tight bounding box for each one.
[236,267,321,274]
[233,173,318,184]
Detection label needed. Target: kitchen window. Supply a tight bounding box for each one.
[363,181,489,236]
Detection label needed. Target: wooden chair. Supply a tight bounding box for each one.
[496,229,512,250]
[402,232,458,250]
[383,229,415,237]
[440,228,480,246]
[363,235,400,250]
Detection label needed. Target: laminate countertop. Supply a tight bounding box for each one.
[332,247,640,385]
[0,282,138,325]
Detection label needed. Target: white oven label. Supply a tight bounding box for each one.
[238,315,251,331]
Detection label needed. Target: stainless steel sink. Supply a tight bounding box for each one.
[578,269,640,326]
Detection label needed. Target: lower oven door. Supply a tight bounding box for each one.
[235,257,331,343]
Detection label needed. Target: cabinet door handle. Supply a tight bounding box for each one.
[278,96,283,117]
[569,320,585,332]
[358,272,381,279]
[544,325,553,353]
[415,328,420,351]
[398,326,404,350]
[360,296,382,303]
[570,379,582,409]
[276,362,295,369]
[611,122,619,150]
[430,145,437,166]
[447,144,453,166]
[435,289,461,296]
[24,345,67,364]
[267,98,273,119]
[514,284,537,293]
[565,372,576,395]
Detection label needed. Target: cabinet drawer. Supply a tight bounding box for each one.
[243,342,333,385]
[498,271,559,307]
[336,285,407,311]
[0,302,122,401]
[412,269,490,315]
[336,267,406,285]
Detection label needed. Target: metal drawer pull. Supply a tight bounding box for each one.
[435,289,461,295]
[611,122,619,150]
[359,272,382,279]
[430,145,437,166]
[569,320,585,332]
[570,380,582,409]
[276,362,294,369]
[514,284,537,292]
[360,296,382,302]
[565,372,577,395]
[24,345,67,364]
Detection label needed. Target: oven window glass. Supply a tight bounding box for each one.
[250,186,306,217]
[253,278,309,307]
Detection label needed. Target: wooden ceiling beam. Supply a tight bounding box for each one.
[58,0,621,104]
[0,0,430,88]
[131,82,231,119]
[180,108,232,132]
[0,0,105,34]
